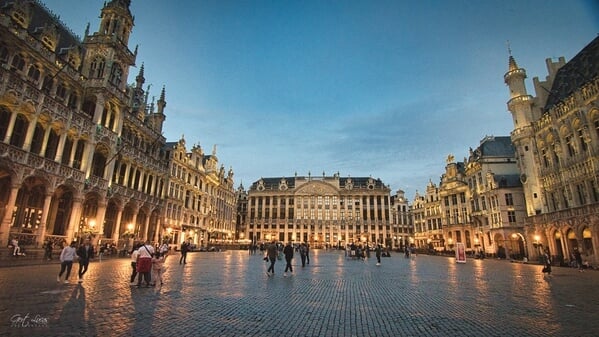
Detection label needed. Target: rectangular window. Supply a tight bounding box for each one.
[507,210,516,223]
[505,193,514,206]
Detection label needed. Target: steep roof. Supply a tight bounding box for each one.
[479,136,515,157]
[545,36,599,109]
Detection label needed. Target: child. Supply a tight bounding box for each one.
[151,252,165,286]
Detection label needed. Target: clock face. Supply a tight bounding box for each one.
[520,174,527,184]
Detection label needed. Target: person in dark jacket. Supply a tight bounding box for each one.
[77,238,95,283]
[283,242,294,277]
[180,240,190,264]
[266,241,278,277]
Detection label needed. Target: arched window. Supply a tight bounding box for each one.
[583,228,594,255]
[10,114,28,147]
[44,128,59,160]
[11,53,25,72]
[27,64,41,83]
[0,107,10,140]
[30,123,44,155]
[89,57,105,78]
[91,149,108,178]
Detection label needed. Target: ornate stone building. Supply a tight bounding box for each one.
[245,173,392,248]
[390,189,412,250]
[505,36,599,264]
[0,0,168,249]
[163,139,236,247]
[412,136,526,257]
[412,181,442,251]
[465,136,526,258]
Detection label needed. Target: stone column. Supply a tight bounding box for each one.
[66,196,84,241]
[38,192,53,246]
[112,207,124,242]
[0,183,20,245]
[3,111,17,143]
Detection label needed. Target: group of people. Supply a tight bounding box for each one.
[264,241,310,277]
[129,240,172,287]
[56,238,95,284]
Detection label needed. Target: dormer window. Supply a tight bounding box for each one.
[41,35,55,51]
[11,10,28,28]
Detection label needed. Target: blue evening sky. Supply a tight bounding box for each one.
[43,0,599,199]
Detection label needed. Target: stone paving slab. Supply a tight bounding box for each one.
[0,250,598,337]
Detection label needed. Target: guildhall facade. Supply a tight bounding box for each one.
[243,174,394,248]
[0,0,235,251]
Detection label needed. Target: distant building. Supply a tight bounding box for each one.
[244,173,392,248]
[390,189,413,250]
[505,36,599,265]
[412,181,442,251]
[163,138,236,247]
[465,136,526,258]
[412,136,526,256]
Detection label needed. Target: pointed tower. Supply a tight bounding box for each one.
[147,85,166,133]
[504,53,545,215]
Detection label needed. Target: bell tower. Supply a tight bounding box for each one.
[504,53,545,215]
[82,0,136,92]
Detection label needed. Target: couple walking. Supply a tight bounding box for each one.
[266,241,296,277]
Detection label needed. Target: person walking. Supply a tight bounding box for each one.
[76,238,95,283]
[57,241,77,284]
[573,247,584,272]
[375,244,382,266]
[136,240,154,287]
[299,243,308,267]
[179,239,189,265]
[542,248,552,276]
[283,242,294,277]
[266,241,278,277]
[129,244,140,285]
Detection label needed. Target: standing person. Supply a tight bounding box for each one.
[179,239,189,265]
[266,241,278,277]
[130,244,140,285]
[159,241,170,260]
[542,248,552,276]
[136,240,154,288]
[299,243,308,267]
[573,247,584,272]
[43,239,53,261]
[283,242,294,277]
[151,252,165,286]
[375,244,382,266]
[76,238,95,283]
[57,241,77,284]
[305,243,310,265]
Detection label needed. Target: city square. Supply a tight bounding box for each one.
[1,250,598,337]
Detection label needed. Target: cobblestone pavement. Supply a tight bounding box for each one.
[1,250,598,337]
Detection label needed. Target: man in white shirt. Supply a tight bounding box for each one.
[136,240,155,287]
